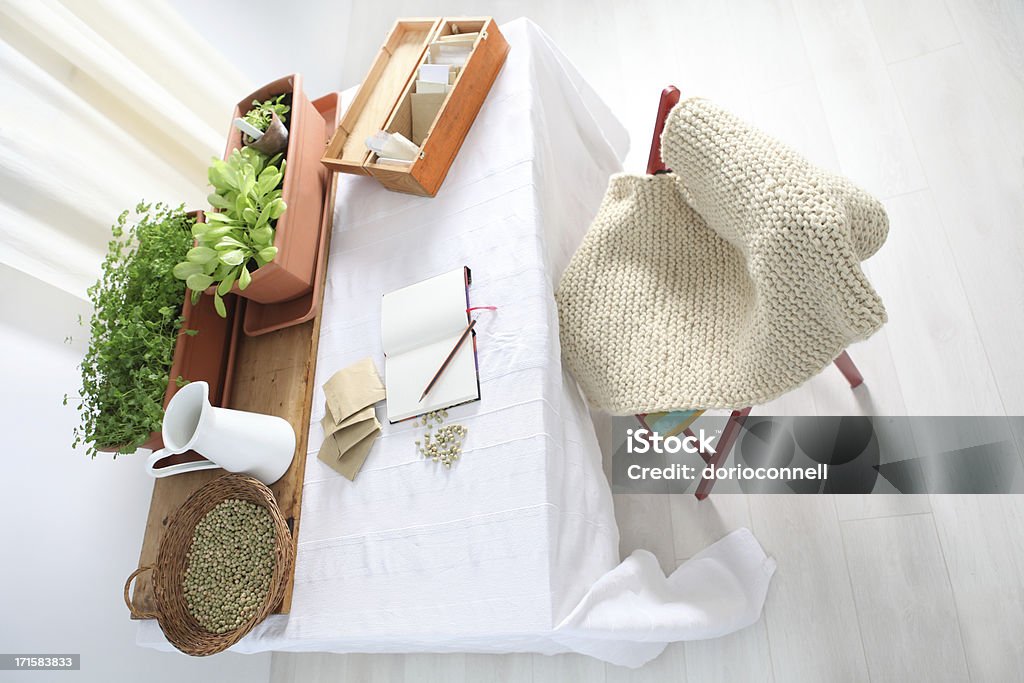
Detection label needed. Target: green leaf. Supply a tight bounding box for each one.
[217,268,237,296]
[208,164,225,188]
[268,198,287,219]
[173,261,203,280]
[185,273,214,291]
[186,246,217,263]
[209,162,237,191]
[213,293,227,318]
[219,164,239,189]
[251,226,273,245]
[219,249,245,266]
[258,246,278,263]
[256,202,273,228]
[257,168,282,196]
[216,236,246,250]
[205,212,232,224]
[238,265,252,290]
[258,164,280,183]
[203,225,233,240]
[207,193,231,209]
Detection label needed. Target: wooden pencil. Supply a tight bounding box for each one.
[419,319,476,403]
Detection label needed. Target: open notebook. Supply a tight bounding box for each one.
[381,267,480,423]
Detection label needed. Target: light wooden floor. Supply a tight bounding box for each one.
[270,1,1024,680]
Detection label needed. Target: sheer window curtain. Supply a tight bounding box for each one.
[0,5,274,676]
[0,0,252,299]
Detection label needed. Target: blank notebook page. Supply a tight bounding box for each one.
[381,267,479,423]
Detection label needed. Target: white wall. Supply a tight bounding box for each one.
[169,0,354,98]
[0,264,270,682]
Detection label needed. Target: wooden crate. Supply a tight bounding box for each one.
[321,17,509,197]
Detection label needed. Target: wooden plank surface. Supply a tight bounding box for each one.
[131,174,338,620]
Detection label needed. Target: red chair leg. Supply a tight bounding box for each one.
[695,407,752,500]
[833,350,864,388]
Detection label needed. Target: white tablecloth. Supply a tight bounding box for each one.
[139,19,774,668]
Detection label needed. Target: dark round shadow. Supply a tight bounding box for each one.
[738,418,796,468]
[737,418,797,493]
[824,433,881,493]
[794,416,874,466]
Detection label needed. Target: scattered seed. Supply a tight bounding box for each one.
[414,410,468,469]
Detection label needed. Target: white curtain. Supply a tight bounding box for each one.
[0,0,252,298]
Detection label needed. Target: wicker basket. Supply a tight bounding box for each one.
[123,474,293,656]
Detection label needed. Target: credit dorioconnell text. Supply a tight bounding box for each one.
[626,463,829,481]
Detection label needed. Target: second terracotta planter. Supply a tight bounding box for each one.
[221,74,328,304]
[147,284,242,462]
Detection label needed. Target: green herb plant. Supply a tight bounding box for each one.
[173,147,286,317]
[242,95,289,134]
[69,202,195,457]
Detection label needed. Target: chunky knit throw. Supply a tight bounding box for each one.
[556,98,888,414]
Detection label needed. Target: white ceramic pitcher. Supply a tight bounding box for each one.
[145,381,295,485]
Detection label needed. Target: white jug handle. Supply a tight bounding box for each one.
[145,448,220,478]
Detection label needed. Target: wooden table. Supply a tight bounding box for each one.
[130,174,338,618]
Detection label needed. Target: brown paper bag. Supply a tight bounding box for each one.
[323,358,385,425]
[317,415,381,480]
[322,404,376,436]
[329,427,381,480]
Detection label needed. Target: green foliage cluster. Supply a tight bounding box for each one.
[73,93,294,456]
[242,95,289,133]
[70,202,195,457]
[173,147,286,317]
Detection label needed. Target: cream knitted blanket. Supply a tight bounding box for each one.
[556,98,888,414]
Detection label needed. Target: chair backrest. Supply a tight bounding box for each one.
[660,97,889,262]
[646,86,681,175]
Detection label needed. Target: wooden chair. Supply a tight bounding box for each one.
[640,86,866,501]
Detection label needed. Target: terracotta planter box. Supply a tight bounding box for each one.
[146,283,241,464]
[243,92,341,336]
[97,211,241,455]
[94,430,163,455]
[221,74,328,304]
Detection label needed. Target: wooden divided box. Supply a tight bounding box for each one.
[321,17,509,197]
